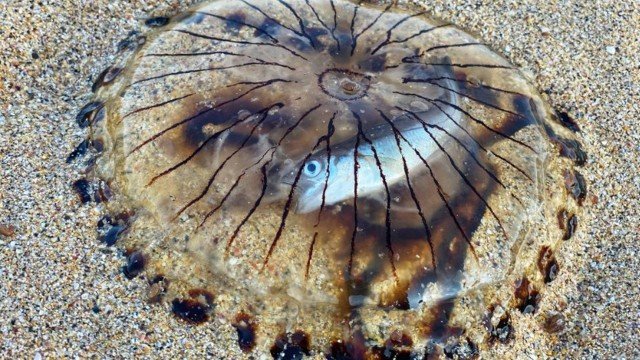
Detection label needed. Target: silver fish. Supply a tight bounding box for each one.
[286,79,462,214]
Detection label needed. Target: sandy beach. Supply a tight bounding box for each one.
[1,0,638,358]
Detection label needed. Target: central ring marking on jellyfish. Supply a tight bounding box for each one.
[318,68,371,101]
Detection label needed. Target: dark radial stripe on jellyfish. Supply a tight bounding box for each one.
[82,0,583,356]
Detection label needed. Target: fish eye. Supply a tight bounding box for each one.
[303,160,322,177]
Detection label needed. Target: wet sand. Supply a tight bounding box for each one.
[1,0,638,358]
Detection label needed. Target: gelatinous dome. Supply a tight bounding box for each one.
[74,0,585,357]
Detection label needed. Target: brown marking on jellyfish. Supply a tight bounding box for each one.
[358,52,388,72]
[369,330,414,359]
[147,275,169,303]
[393,90,536,154]
[350,3,393,56]
[72,179,93,204]
[170,103,285,221]
[232,312,258,352]
[171,288,216,324]
[401,107,513,240]
[563,170,587,205]
[322,106,496,315]
[513,277,540,314]
[261,118,335,271]
[66,139,91,163]
[144,16,170,27]
[426,100,533,186]
[148,102,282,187]
[171,298,211,324]
[270,330,312,359]
[118,93,194,125]
[443,337,479,359]
[122,250,146,279]
[541,115,587,166]
[537,246,559,283]
[554,137,588,166]
[224,104,323,253]
[485,306,513,344]
[197,10,279,44]
[558,209,578,240]
[129,79,290,155]
[556,110,581,132]
[92,66,123,92]
[355,112,399,283]
[239,0,317,51]
[304,0,341,52]
[542,312,566,333]
[76,101,104,128]
[174,27,308,60]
